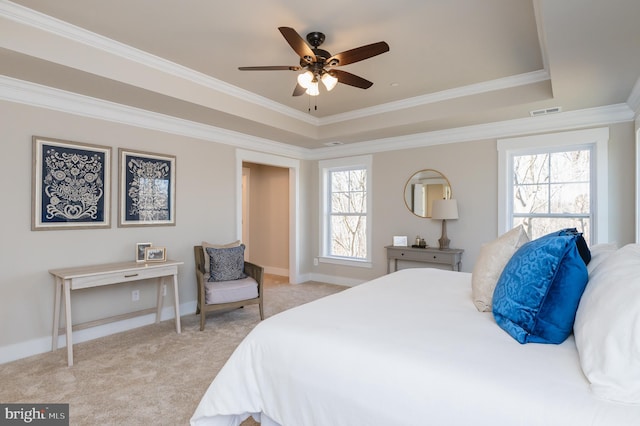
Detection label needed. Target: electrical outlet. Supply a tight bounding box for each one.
[162,284,167,296]
[313,258,319,266]
[132,290,140,301]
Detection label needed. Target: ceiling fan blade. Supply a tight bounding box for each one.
[238,66,301,71]
[278,27,316,63]
[331,69,373,89]
[327,41,390,67]
[292,83,306,96]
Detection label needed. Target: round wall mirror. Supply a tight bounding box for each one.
[403,169,452,218]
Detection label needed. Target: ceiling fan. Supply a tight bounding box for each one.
[239,27,390,96]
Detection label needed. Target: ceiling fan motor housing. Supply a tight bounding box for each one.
[306,31,326,47]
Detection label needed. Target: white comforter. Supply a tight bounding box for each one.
[191,268,640,426]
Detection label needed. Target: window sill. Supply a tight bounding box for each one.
[318,256,372,269]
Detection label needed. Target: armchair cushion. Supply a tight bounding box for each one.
[206,245,247,282]
[204,275,259,305]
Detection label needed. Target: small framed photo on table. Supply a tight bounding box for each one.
[144,246,166,262]
[393,236,408,246]
[136,242,152,262]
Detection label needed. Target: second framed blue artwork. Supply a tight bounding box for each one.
[118,149,176,227]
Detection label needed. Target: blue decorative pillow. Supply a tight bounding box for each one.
[541,228,591,265]
[206,244,247,282]
[492,233,588,344]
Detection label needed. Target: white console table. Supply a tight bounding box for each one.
[49,260,183,366]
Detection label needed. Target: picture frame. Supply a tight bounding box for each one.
[136,242,152,263]
[119,149,176,227]
[144,246,167,262]
[393,236,408,246]
[32,136,111,231]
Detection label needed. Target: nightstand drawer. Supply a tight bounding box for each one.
[387,249,426,262]
[426,252,456,264]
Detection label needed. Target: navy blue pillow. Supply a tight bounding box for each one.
[206,244,247,282]
[492,233,588,344]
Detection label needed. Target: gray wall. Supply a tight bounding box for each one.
[308,123,636,282]
[0,98,636,363]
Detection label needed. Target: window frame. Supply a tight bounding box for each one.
[497,127,609,244]
[318,155,373,268]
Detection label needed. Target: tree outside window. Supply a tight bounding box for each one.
[512,148,592,242]
[329,168,367,259]
[319,155,372,267]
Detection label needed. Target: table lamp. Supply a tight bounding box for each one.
[431,199,458,250]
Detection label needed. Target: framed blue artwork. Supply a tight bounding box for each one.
[118,148,176,227]
[32,136,111,230]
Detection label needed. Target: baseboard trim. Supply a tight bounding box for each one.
[263,266,289,277]
[0,300,196,365]
[307,273,366,287]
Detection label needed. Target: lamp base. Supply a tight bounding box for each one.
[438,237,451,250]
[438,219,451,250]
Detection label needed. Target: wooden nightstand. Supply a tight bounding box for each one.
[385,245,463,273]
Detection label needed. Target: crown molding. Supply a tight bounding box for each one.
[627,76,640,118]
[318,70,550,125]
[306,103,635,160]
[1,75,635,162]
[0,75,306,159]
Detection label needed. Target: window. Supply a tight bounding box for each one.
[498,128,609,244]
[319,155,372,267]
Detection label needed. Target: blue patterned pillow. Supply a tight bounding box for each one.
[492,233,588,344]
[542,228,591,265]
[206,245,247,282]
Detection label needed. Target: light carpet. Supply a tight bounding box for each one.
[0,277,345,425]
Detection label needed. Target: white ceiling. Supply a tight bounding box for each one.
[1,0,639,152]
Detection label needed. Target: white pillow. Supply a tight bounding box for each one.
[586,243,617,276]
[471,225,529,312]
[202,240,241,273]
[574,243,640,404]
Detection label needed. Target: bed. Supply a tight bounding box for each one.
[191,257,640,426]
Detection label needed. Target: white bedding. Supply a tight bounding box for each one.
[191,268,640,426]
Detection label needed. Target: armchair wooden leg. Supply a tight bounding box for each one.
[259,301,264,320]
[200,311,205,331]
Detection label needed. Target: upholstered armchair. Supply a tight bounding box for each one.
[194,244,264,331]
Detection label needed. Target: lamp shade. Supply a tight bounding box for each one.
[431,199,459,220]
[321,72,338,91]
[305,81,320,96]
[297,71,314,89]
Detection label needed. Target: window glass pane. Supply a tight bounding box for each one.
[549,182,590,213]
[514,154,548,185]
[550,150,590,183]
[330,215,366,258]
[513,217,590,243]
[331,192,350,213]
[513,184,549,214]
[331,171,349,192]
[349,169,366,191]
[350,192,366,213]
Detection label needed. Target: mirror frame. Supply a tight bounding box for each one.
[403,169,452,218]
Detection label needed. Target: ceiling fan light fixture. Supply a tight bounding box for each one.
[297,70,314,89]
[306,81,320,96]
[321,72,338,91]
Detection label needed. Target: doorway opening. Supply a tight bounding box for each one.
[236,150,300,283]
